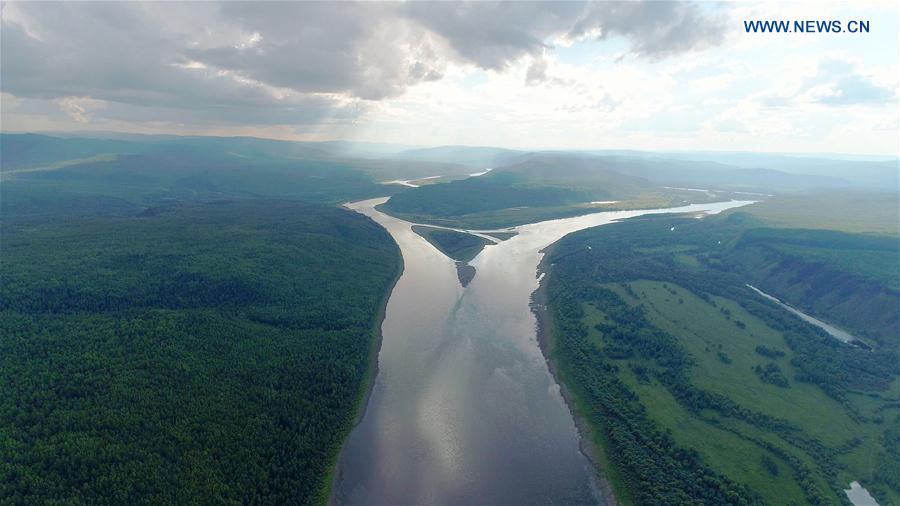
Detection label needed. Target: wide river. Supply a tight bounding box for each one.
[332,197,754,505]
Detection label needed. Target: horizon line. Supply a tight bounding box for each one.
[1,129,897,161]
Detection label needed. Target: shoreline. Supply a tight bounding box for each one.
[321,210,406,506]
[531,243,619,506]
[375,193,736,231]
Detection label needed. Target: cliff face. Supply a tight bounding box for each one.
[725,231,899,346]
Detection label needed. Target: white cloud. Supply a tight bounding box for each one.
[54,97,108,123]
[0,1,897,155]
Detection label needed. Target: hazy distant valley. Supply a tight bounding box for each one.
[1,133,898,505]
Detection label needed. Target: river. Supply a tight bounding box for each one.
[332,197,755,505]
[746,285,857,343]
[845,481,881,506]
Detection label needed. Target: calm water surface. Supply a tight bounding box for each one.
[845,481,880,506]
[333,198,754,505]
[746,285,857,343]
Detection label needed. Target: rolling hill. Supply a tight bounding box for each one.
[380,154,665,227]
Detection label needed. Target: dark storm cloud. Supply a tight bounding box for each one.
[181,2,446,100]
[402,2,585,70]
[405,1,725,69]
[1,1,725,128]
[569,1,725,59]
[0,2,363,125]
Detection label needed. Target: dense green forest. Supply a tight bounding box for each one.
[0,133,471,181]
[0,200,401,504]
[541,200,899,505]
[410,225,491,262]
[410,225,492,286]
[3,133,898,505]
[0,134,417,503]
[377,152,895,229]
[735,192,900,236]
[380,156,689,228]
[386,170,593,217]
[1,152,393,219]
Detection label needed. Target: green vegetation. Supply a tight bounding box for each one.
[384,190,708,229]
[388,173,591,217]
[542,199,899,505]
[730,191,900,236]
[0,200,401,504]
[0,134,135,170]
[4,133,897,504]
[379,152,892,229]
[391,147,898,193]
[380,156,698,228]
[1,152,394,219]
[410,226,491,286]
[411,225,492,262]
[0,133,427,503]
[755,345,786,358]
[391,145,521,168]
[0,153,119,179]
[725,225,900,334]
[404,175,469,186]
[753,363,790,388]
[485,231,518,241]
[0,133,473,181]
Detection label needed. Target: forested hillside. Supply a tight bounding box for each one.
[380,156,697,228]
[0,133,471,183]
[541,200,899,505]
[0,200,401,504]
[384,169,595,217]
[1,151,392,219]
[378,151,893,229]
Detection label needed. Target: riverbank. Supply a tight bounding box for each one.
[333,197,610,504]
[320,215,405,506]
[332,198,757,504]
[531,206,899,504]
[531,244,619,506]
[377,188,748,230]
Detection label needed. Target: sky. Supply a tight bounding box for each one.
[1,1,898,156]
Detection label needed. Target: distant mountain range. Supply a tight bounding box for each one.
[389,146,897,192]
[3,132,897,193]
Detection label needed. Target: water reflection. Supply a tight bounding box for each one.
[333,198,754,505]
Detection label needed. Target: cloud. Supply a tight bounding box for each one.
[54,97,107,123]
[403,2,582,70]
[405,2,724,69]
[757,58,898,109]
[180,2,449,101]
[1,1,725,130]
[799,59,897,106]
[567,2,726,59]
[525,56,550,86]
[0,2,369,127]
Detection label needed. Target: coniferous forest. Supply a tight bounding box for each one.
[0,200,401,504]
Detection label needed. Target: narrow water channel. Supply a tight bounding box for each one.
[332,198,754,505]
[746,284,857,343]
